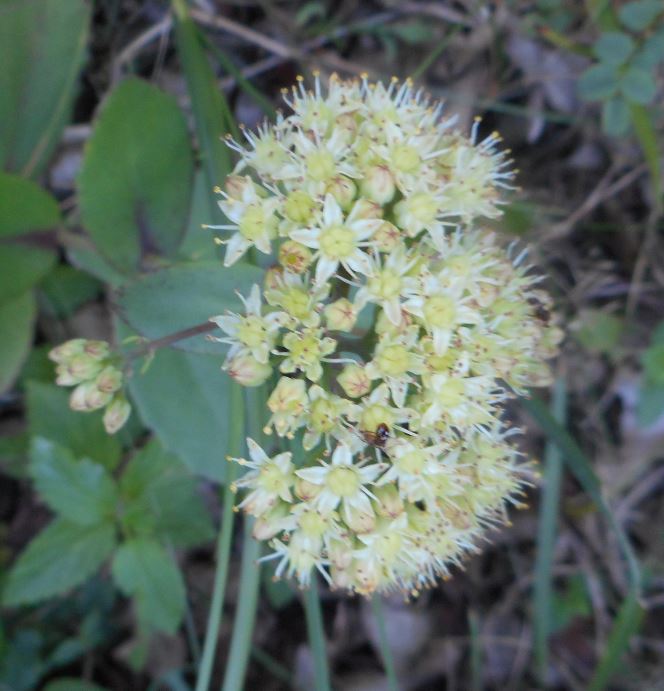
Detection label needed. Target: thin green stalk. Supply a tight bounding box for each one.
[303,578,331,691]
[533,377,566,685]
[521,393,643,690]
[195,381,243,691]
[220,386,266,691]
[220,519,262,691]
[468,609,482,691]
[251,645,294,687]
[371,597,399,691]
[411,26,461,80]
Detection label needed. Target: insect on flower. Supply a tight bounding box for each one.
[361,422,390,449]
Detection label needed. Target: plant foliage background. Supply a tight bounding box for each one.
[0,0,663,689]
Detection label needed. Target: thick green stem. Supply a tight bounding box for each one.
[303,578,331,691]
[195,383,243,691]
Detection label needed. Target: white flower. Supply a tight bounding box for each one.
[290,194,379,285]
[295,444,385,524]
[210,284,287,364]
[232,438,295,516]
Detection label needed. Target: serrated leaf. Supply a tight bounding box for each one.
[2,519,116,606]
[117,261,262,355]
[602,96,631,135]
[593,32,634,67]
[618,0,662,31]
[0,0,89,177]
[78,78,194,273]
[111,539,185,634]
[26,382,122,471]
[620,66,657,104]
[125,344,232,481]
[0,291,36,394]
[119,439,213,547]
[578,63,619,101]
[29,437,118,525]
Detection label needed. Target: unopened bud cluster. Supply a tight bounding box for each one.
[210,74,563,595]
[49,339,131,434]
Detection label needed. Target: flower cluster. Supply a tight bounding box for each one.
[49,339,131,434]
[211,74,563,595]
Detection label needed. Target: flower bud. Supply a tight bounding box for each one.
[330,565,353,590]
[326,176,356,211]
[253,503,289,540]
[70,382,98,411]
[284,190,315,224]
[225,175,252,200]
[86,386,113,411]
[83,340,110,360]
[373,221,401,252]
[337,363,371,398]
[361,165,395,205]
[67,354,103,382]
[324,298,357,332]
[226,351,272,387]
[267,377,308,436]
[264,266,283,291]
[278,240,313,274]
[294,477,322,502]
[55,364,79,386]
[344,505,375,534]
[103,395,131,434]
[328,538,354,570]
[350,198,382,220]
[48,338,86,363]
[374,484,404,518]
[95,366,123,394]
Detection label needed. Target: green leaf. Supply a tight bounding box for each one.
[577,63,619,101]
[637,383,664,426]
[43,680,109,691]
[178,170,225,262]
[125,345,232,481]
[593,32,634,66]
[642,343,664,384]
[573,309,623,354]
[0,291,36,394]
[39,265,100,317]
[172,0,233,195]
[0,0,89,177]
[117,261,262,355]
[602,96,631,135]
[78,78,195,273]
[0,245,56,306]
[632,29,664,69]
[618,0,662,31]
[26,382,122,471]
[119,439,214,547]
[29,437,118,525]
[111,539,185,634]
[0,174,59,304]
[3,519,116,606]
[620,66,657,104]
[0,173,61,238]
[629,103,661,200]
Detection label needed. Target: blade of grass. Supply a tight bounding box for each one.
[303,578,332,691]
[251,645,294,687]
[195,381,243,691]
[533,377,566,684]
[520,393,643,690]
[171,0,236,193]
[202,38,277,119]
[371,597,399,691]
[629,104,662,207]
[220,385,266,691]
[468,609,482,691]
[411,26,461,80]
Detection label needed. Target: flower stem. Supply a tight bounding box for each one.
[195,382,243,691]
[303,578,331,691]
[127,321,216,361]
[220,519,262,691]
[371,596,399,691]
